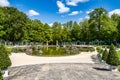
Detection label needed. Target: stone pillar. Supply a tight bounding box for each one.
[46,41,48,50]
[56,40,59,50]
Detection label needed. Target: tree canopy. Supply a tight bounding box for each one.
[0,7,120,44]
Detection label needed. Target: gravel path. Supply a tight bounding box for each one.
[5,63,120,80]
[10,51,97,67]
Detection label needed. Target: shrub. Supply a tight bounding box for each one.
[106,44,119,66]
[96,46,103,54]
[31,50,39,55]
[117,44,120,48]
[89,47,95,52]
[118,65,120,72]
[0,45,11,70]
[0,70,3,80]
[11,48,26,53]
[102,49,108,61]
[5,47,11,55]
[79,47,95,52]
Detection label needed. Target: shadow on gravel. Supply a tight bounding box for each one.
[93,67,109,71]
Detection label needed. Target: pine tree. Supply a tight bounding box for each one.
[106,44,119,66]
[102,49,108,61]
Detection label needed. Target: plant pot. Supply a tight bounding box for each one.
[109,65,118,72]
[2,69,9,77]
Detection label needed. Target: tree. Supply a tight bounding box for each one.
[106,44,119,66]
[81,19,90,41]
[43,23,53,43]
[102,49,108,61]
[61,25,71,42]
[100,15,117,41]
[0,7,29,42]
[112,14,120,40]
[26,20,44,42]
[52,22,62,44]
[89,8,107,40]
[71,21,81,41]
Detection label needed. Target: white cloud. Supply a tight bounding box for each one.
[66,0,89,6]
[109,9,120,17]
[0,0,10,6]
[28,10,40,16]
[68,11,82,16]
[86,9,93,14]
[85,15,89,19]
[79,18,83,21]
[57,1,70,13]
[49,23,53,26]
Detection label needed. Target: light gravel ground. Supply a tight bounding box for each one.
[9,51,97,67]
[6,51,120,80]
[5,63,120,80]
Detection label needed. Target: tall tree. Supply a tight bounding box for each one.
[0,7,29,42]
[43,23,53,43]
[52,22,62,44]
[71,21,81,41]
[27,20,43,42]
[81,19,90,41]
[89,8,107,40]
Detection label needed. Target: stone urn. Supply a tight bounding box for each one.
[2,69,9,77]
[38,50,43,55]
[109,65,118,72]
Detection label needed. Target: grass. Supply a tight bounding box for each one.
[41,47,67,56]
[11,46,95,56]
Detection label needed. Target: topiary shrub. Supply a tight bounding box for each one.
[96,46,103,54]
[106,44,119,66]
[102,49,108,62]
[0,70,3,80]
[0,44,11,70]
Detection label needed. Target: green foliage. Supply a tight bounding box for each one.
[117,44,120,48]
[0,70,3,80]
[26,46,95,56]
[31,50,39,55]
[96,46,103,53]
[11,48,26,53]
[0,7,120,44]
[0,45,11,70]
[102,49,108,61]
[5,47,11,55]
[106,44,119,66]
[118,65,120,72]
[42,47,70,56]
[79,47,95,52]
[89,8,107,39]
[117,51,120,59]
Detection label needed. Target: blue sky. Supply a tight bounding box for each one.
[1,0,120,24]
